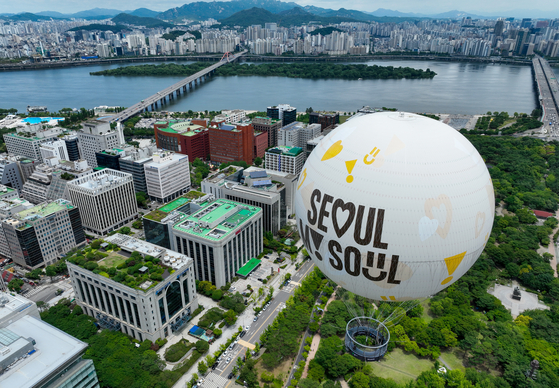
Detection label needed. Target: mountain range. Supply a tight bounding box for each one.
[0,0,557,22]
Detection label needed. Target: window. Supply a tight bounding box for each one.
[166,281,183,319]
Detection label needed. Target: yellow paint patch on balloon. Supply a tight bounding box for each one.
[322,140,343,161]
[441,276,453,285]
[345,159,357,183]
[381,296,388,301]
[389,296,396,301]
[297,168,307,190]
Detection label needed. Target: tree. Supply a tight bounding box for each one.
[45,265,57,280]
[299,379,320,388]
[136,192,148,207]
[349,372,369,388]
[8,278,24,292]
[211,289,223,301]
[119,227,131,235]
[195,340,209,353]
[254,157,262,166]
[26,268,43,279]
[223,309,238,326]
[198,360,208,375]
[132,220,143,229]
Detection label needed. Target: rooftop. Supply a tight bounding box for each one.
[267,146,303,157]
[236,258,261,277]
[17,199,74,220]
[157,120,205,136]
[67,234,191,291]
[144,190,206,222]
[173,199,261,242]
[0,315,87,388]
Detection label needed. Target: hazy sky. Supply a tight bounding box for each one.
[2,0,557,16]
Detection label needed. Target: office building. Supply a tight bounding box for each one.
[306,134,325,159]
[21,164,55,205]
[213,109,246,123]
[154,120,210,162]
[3,126,64,162]
[0,156,26,192]
[170,198,263,287]
[63,134,81,161]
[144,151,190,203]
[39,140,69,162]
[309,112,340,130]
[17,157,37,182]
[0,198,34,260]
[267,104,297,126]
[254,131,268,159]
[202,167,285,234]
[252,116,282,148]
[0,291,99,388]
[0,185,18,201]
[278,122,321,150]
[208,121,254,164]
[67,169,137,236]
[265,146,305,175]
[77,121,124,168]
[68,234,198,341]
[1,199,86,269]
[46,159,94,201]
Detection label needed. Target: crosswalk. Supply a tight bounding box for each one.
[24,284,49,297]
[201,372,229,388]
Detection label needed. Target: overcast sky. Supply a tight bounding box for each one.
[2,0,557,16]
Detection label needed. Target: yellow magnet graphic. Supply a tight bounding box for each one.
[363,147,381,165]
[322,140,343,161]
[441,251,466,285]
[345,159,357,183]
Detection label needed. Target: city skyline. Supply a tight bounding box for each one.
[2,0,559,18]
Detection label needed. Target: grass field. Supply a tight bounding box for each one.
[339,115,351,123]
[440,349,466,372]
[370,348,435,384]
[99,252,126,268]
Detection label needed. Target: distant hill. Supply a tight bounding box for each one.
[128,8,160,18]
[157,0,300,21]
[68,24,128,33]
[112,13,173,28]
[219,7,362,27]
[0,12,59,21]
[309,27,342,36]
[72,8,124,18]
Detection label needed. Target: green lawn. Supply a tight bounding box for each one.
[99,253,126,268]
[370,348,435,384]
[440,349,466,372]
[339,115,351,123]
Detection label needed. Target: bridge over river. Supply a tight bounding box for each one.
[106,50,246,123]
[533,55,559,136]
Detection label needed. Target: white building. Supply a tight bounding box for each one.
[67,169,137,235]
[265,146,305,175]
[68,234,198,342]
[214,109,246,124]
[39,139,69,162]
[277,122,321,149]
[4,126,64,162]
[77,121,124,168]
[0,292,99,388]
[144,151,190,203]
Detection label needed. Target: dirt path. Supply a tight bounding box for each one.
[547,210,559,277]
[300,290,338,379]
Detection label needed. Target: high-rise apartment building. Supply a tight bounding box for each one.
[208,121,254,164]
[67,169,137,235]
[68,234,198,341]
[265,146,305,175]
[252,116,282,147]
[77,121,124,168]
[1,199,86,269]
[144,151,190,203]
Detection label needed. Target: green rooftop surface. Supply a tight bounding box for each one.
[0,187,15,194]
[158,120,204,136]
[18,201,73,219]
[173,199,261,241]
[93,166,107,171]
[268,146,303,156]
[159,197,190,213]
[237,258,261,277]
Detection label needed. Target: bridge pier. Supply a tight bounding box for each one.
[151,103,155,110]
[183,85,187,92]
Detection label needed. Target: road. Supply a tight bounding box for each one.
[533,56,559,137]
[202,260,315,388]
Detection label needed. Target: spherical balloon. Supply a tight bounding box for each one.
[295,112,494,301]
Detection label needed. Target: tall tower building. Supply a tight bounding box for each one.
[67,169,137,235]
[77,121,123,168]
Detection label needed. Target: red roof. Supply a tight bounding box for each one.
[1,271,14,282]
[533,210,555,218]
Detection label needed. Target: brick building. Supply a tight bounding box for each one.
[252,116,282,147]
[209,121,254,164]
[253,131,268,159]
[309,112,340,130]
[154,120,210,161]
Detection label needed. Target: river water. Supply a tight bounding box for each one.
[0,59,537,115]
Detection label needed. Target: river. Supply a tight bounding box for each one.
[0,59,537,115]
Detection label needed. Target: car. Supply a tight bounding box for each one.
[228,372,234,379]
[245,325,250,330]
[262,307,266,311]
[226,357,231,364]
[223,351,228,356]
[240,330,246,337]
[253,317,258,322]
[229,344,235,350]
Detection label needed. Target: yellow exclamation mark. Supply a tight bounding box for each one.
[441,251,466,285]
[345,159,357,183]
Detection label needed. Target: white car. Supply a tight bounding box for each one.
[245,325,250,331]
[226,357,231,364]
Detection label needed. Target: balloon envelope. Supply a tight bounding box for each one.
[295,112,494,301]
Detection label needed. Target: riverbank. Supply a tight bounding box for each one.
[0,53,544,72]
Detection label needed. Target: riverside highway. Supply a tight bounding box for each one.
[533,56,559,136]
